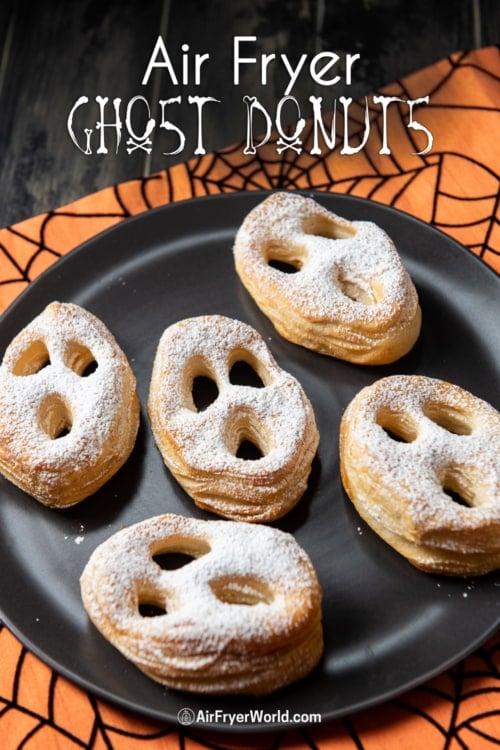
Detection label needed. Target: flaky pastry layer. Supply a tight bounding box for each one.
[339,375,500,575]
[148,315,319,522]
[233,192,421,364]
[80,513,323,695]
[0,301,139,507]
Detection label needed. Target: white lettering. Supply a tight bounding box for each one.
[261,52,276,85]
[345,53,361,84]
[275,96,305,154]
[125,96,155,142]
[95,96,122,154]
[407,96,433,155]
[309,96,337,155]
[372,95,404,154]
[142,36,178,86]
[340,96,371,155]
[233,36,257,84]
[281,53,308,96]
[243,95,272,155]
[158,97,186,155]
[188,96,220,155]
[309,51,340,87]
[67,96,92,154]
[233,38,360,95]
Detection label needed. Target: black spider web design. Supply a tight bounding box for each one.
[1,621,498,749]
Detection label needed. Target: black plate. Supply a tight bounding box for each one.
[0,191,498,732]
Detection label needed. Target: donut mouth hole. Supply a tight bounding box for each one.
[440,467,479,508]
[138,599,167,618]
[38,394,73,439]
[302,214,357,240]
[210,575,274,606]
[265,241,304,274]
[338,271,379,305]
[229,350,270,388]
[423,403,473,436]
[236,439,264,461]
[226,413,269,462]
[376,408,418,443]
[65,341,98,377]
[12,340,51,375]
[184,357,219,412]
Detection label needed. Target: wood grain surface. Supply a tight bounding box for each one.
[0,0,498,228]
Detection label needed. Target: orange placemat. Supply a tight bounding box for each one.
[0,47,499,749]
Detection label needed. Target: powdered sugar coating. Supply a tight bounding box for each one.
[80,513,323,694]
[0,301,139,506]
[233,192,421,363]
[340,375,500,574]
[148,315,319,521]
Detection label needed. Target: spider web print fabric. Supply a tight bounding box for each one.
[0,46,498,750]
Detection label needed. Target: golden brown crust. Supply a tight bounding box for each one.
[80,513,323,695]
[233,192,421,365]
[0,301,140,507]
[339,375,500,575]
[147,315,319,522]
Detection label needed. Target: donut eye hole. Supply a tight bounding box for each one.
[185,358,219,412]
[142,543,210,616]
[39,394,72,439]
[65,342,98,377]
[422,403,473,436]
[302,213,357,240]
[229,354,268,388]
[376,408,418,443]
[151,538,211,570]
[210,575,274,606]
[268,258,301,274]
[191,375,219,411]
[80,361,98,376]
[265,241,303,274]
[12,340,51,375]
[153,551,198,570]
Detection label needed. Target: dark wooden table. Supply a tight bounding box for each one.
[0,0,498,228]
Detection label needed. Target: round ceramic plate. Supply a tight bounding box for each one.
[0,191,498,732]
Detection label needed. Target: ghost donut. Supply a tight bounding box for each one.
[339,375,500,575]
[80,513,323,695]
[148,315,319,522]
[233,192,421,365]
[0,301,140,507]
